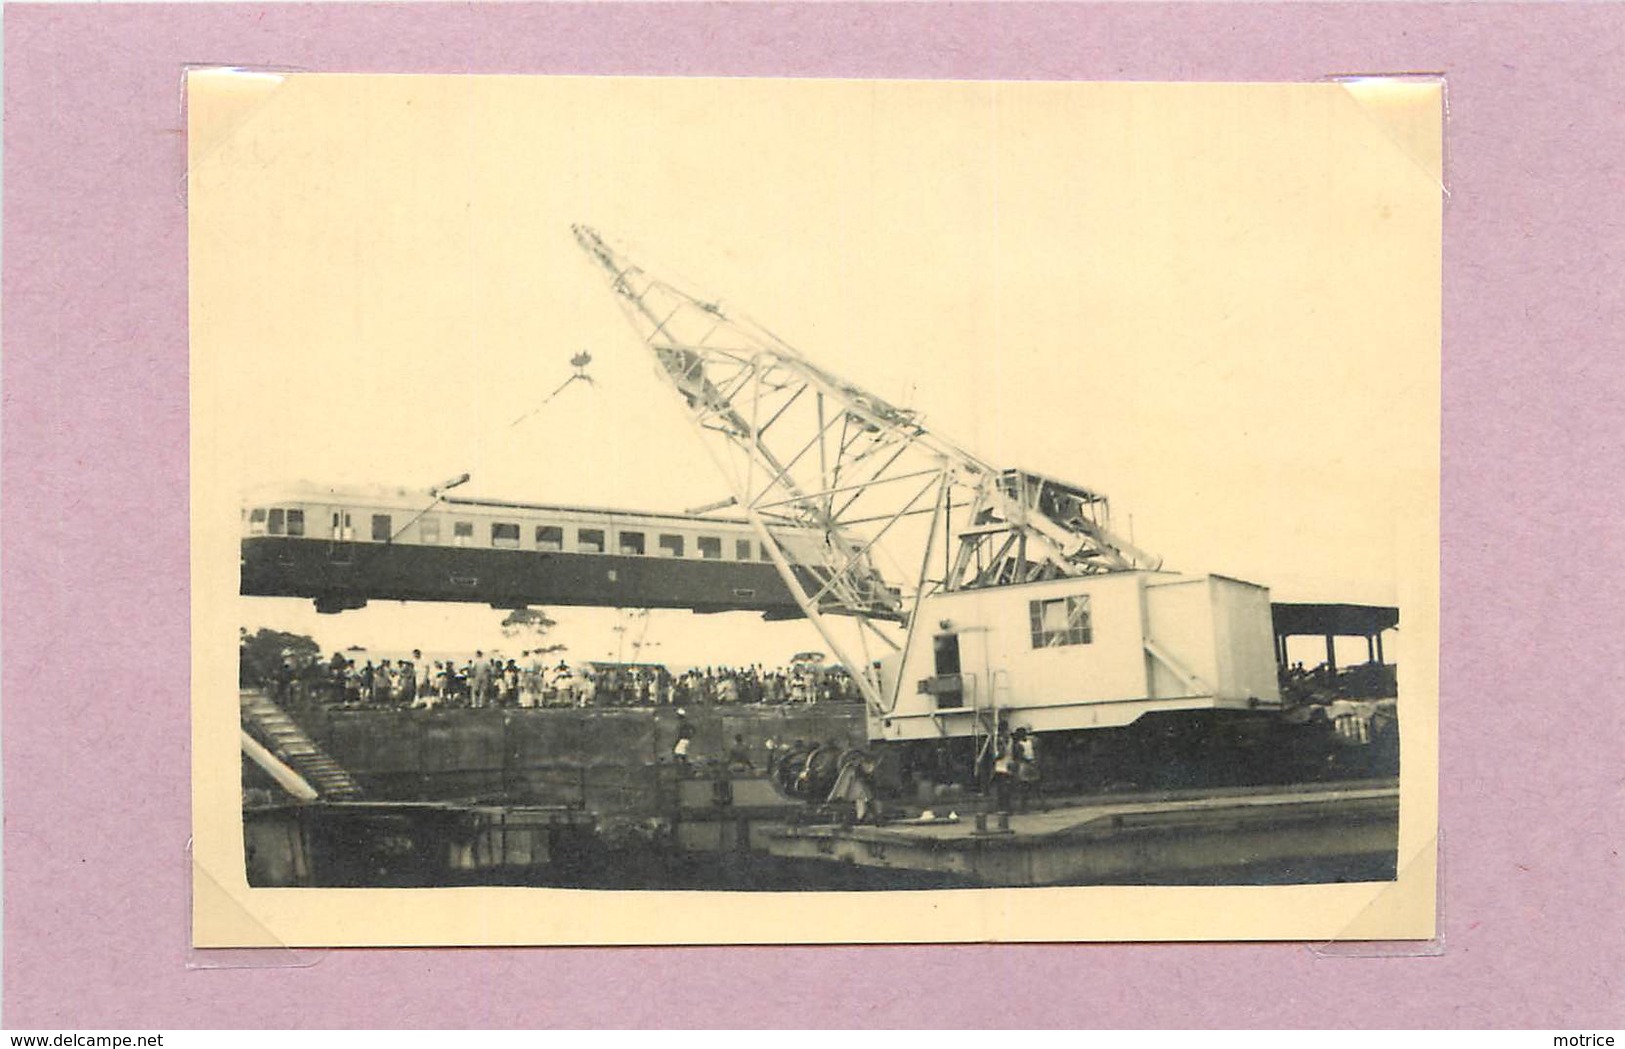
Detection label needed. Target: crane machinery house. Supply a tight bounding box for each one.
[876,570,1281,741]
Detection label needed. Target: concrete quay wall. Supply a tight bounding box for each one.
[308,702,867,812]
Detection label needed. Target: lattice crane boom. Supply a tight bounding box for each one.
[571,225,1159,715]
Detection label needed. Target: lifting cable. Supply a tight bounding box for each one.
[368,353,598,551]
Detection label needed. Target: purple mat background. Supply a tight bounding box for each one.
[4,1,1621,1029]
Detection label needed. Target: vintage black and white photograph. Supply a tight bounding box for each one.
[190,73,1440,944]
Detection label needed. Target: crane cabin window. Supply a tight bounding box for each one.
[453,521,474,547]
[697,536,722,560]
[1030,595,1092,648]
[372,514,392,542]
[248,508,267,535]
[491,522,521,549]
[658,534,684,558]
[618,531,646,556]
[267,508,285,535]
[577,528,606,554]
[535,525,563,551]
[736,538,753,561]
[931,633,965,709]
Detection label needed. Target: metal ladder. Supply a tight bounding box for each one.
[240,690,362,801]
[971,670,1019,792]
[969,672,999,789]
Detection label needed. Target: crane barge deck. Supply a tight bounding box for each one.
[757,779,1398,887]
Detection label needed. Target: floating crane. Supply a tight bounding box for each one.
[572,226,1164,727]
[573,227,1285,783]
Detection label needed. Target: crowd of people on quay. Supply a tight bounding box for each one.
[269,650,866,710]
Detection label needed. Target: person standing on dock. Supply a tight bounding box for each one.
[1013,727,1043,812]
[472,651,492,708]
[726,734,755,771]
[503,660,521,706]
[991,735,1015,814]
[415,651,431,701]
[829,750,880,825]
[673,709,694,769]
[398,656,417,707]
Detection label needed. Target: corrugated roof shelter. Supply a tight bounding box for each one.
[1270,602,1399,669]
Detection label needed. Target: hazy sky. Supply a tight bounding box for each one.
[193,75,1440,667]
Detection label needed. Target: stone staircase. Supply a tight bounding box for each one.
[240,690,362,801]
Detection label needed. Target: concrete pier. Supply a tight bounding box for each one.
[301,701,867,808]
[762,780,1398,886]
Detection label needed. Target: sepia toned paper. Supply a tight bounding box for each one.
[190,73,1441,947]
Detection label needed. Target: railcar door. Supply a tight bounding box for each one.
[328,507,357,563]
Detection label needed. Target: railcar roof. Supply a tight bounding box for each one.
[443,494,753,526]
[241,482,758,526]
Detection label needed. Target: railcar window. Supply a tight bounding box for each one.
[492,522,521,549]
[698,536,722,560]
[536,525,563,551]
[619,531,646,555]
[420,518,440,544]
[286,509,305,537]
[453,521,474,547]
[658,534,684,558]
[735,538,753,561]
[249,508,267,535]
[1030,595,1092,648]
[578,528,606,554]
[268,509,285,535]
[372,514,392,542]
